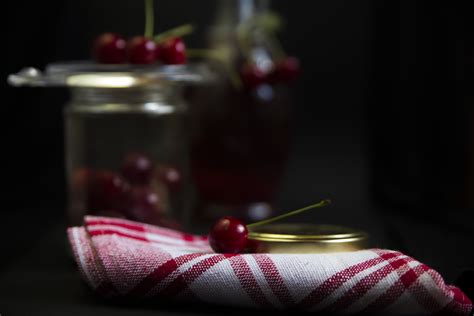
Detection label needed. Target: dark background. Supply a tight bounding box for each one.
[1,0,474,314]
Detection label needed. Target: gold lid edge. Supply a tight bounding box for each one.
[248,232,368,243]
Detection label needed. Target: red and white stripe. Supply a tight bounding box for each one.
[68,216,473,315]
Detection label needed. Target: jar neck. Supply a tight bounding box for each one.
[215,0,270,26]
[210,0,274,67]
[70,86,179,105]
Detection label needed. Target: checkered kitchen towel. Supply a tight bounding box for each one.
[68,216,473,315]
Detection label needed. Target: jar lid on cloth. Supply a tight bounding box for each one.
[8,61,212,88]
[247,224,368,254]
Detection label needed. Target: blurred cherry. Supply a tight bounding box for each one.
[121,152,154,185]
[88,170,130,212]
[92,33,126,64]
[155,165,182,193]
[126,36,157,64]
[158,37,186,65]
[124,186,162,223]
[240,64,265,89]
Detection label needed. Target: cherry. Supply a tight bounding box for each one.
[209,200,331,254]
[124,186,162,223]
[208,216,248,254]
[88,170,130,212]
[93,33,126,64]
[126,36,157,64]
[155,164,182,193]
[270,57,300,83]
[158,37,186,65]
[121,152,154,185]
[240,64,266,89]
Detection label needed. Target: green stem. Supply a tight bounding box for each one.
[154,24,194,43]
[236,25,253,63]
[186,49,243,89]
[144,0,154,38]
[186,49,220,59]
[247,199,331,229]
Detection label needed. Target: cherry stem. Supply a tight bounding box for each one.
[154,24,194,43]
[144,0,154,38]
[186,48,222,59]
[246,199,331,229]
[187,48,242,89]
[236,25,253,63]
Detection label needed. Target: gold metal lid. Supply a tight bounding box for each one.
[247,224,368,254]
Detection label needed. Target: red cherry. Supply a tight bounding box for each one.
[158,37,186,65]
[88,170,130,212]
[240,64,266,89]
[208,216,248,254]
[121,152,154,185]
[155,165,182,193]
[270,57,300,83]
[126,36,157,64]
[124,186,162,223]
[93,33,126,64]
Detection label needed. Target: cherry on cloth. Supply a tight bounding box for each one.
[208,216,248,254]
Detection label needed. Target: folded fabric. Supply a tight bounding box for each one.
[68,216,473,315]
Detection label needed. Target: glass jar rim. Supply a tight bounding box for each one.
[8,61,211,89]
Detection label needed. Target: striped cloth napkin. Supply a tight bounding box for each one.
[68,216,473,315]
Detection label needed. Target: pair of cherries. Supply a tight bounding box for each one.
[93,33,186,65]
[240,56,300,89]
[208,199,330,254]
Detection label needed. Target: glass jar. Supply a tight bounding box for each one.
[188,0,293,224]
[9,63,201,229]
[65,85,189,227]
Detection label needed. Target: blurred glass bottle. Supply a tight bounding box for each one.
[188,0,298,223]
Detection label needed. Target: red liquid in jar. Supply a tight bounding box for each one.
[189,81,292,222]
